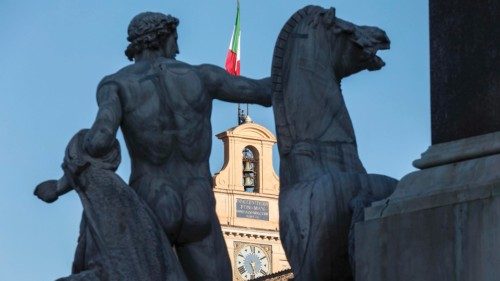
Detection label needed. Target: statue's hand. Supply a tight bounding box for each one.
[34,180,59,203]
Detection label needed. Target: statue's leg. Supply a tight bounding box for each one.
[348,174,398,273]
[176,213,232,281]
[293,172,355,281]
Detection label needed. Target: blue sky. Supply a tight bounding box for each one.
[0,1,429,280]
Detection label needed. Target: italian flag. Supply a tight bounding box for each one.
[225,0,241,76]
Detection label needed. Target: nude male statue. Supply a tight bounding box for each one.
[36,12,271,281]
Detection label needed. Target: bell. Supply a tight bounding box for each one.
[243,161,254,172]
[243,175,254,187]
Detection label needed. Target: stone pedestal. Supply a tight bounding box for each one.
[355,132,500,281]
[354,1,499,279]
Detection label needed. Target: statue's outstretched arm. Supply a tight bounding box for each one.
[197,64,272,107]
[84,82,122,157]
[35,82,121,203]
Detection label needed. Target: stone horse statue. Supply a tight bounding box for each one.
[271,6,398,280]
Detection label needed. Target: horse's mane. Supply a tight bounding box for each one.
[271,6,372,158]
[271,6,336,157]
[272,6,329,100]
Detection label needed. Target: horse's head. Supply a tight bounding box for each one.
[311,7,390,79]
[272,6,390,161]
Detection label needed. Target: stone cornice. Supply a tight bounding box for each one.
[213,188,279,199]
[222,226,281,241]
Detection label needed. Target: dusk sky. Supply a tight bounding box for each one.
[0,1,429,280]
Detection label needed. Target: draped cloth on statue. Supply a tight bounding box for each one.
[56,130,187,281]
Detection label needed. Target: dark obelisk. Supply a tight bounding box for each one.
[430,0,500,144]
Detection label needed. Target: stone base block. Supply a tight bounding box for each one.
[355,132,500,281]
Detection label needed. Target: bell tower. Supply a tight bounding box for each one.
[213,116,289,281]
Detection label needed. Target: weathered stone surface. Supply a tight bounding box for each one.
[366,134,500,220]
[35,11,273,281]
[357,137,500,281]
[414,131,500,169]
[356,191,500,281]
[271,6,396,280]
[430,0,500,144]
[35,130,188,281]
[355,1,500,280]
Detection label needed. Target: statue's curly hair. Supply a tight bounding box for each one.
[125,12,179,61]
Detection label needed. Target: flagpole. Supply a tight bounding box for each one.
[226,0,244,125]
[238,0,243,125]
[240,0,247,123]
[238,0,250,123]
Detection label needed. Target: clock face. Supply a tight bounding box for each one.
[236,244,270,280]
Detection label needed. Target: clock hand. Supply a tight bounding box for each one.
[250,261,256,274]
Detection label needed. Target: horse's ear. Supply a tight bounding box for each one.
[323,7,336,28]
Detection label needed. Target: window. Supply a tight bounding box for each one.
[242,146,259,192]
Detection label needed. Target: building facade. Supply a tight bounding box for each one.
[212,117,290,281]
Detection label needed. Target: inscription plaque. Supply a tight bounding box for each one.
[236,198,269,221]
